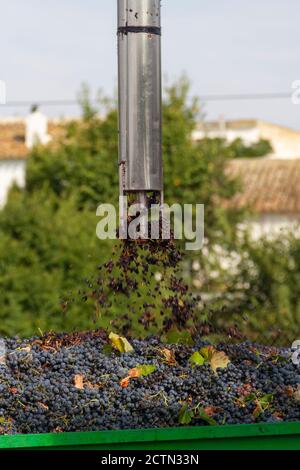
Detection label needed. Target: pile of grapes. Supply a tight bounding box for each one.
[0,330,299,435]
[1,234,299,435]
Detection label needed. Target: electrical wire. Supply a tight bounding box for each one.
[0,92,292,108]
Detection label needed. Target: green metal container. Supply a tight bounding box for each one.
[0,422,299,450]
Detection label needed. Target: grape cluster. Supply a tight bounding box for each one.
[0,332,299,435]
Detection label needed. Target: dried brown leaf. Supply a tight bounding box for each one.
[38,402,49,410]
[204,406,218,417]
[210,351,231,374]
[272,411,284,421]
[128,368,141,379]
[74,374,84,390]
[120,377,130,388]
[161,348,177,365]
[295,385,300,403]
[285,386,295,398]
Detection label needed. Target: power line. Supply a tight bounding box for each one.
[0,92,292,108]
[199,92,291,102]
[2,100,80,108]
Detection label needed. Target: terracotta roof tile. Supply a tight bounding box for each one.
[0,121,65,160]
[226,158,300,214]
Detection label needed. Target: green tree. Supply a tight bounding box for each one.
[0,79,245,337]
[0,188,115,336]
[162,78,243,245]
[28,79,243,244]
[200,230,300,345]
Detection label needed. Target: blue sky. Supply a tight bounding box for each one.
[1,0,300,129]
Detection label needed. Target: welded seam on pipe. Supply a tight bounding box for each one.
[118,26,161,36]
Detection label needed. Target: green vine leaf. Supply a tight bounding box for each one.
[189,351,205,366]
[189,346,230,374]
[108,332,134,353]
[178,404,194,425]
[253,394,274,418]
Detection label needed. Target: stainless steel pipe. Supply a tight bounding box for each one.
[117,0,163,193]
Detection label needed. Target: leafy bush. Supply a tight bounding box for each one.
[200,232,300,344]
[228,138,273,159]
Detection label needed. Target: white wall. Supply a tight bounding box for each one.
[193,121,300,159]
[0,160,26,208]
[193,127,260,146]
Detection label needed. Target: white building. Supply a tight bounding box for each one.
[0,110,61,207]
[194,119,300,159]
[0,118,27,207]
[225,158,300,239]
[193,119,300,237]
